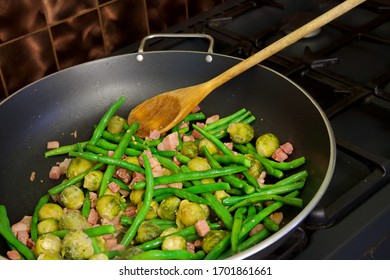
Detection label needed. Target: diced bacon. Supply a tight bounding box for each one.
[192,129,202,139]
[139,150,160,169]
[280,142,294,155]
[269,212,283,225]
[172,156,182,166]
[179,122,189,129]
[224,142,234,151]
[147,129,161,140]
[26,238,35,249]
[87,208,99,226]
[49,165,62,180]
[272,148,288,162]
[152,164,164,178]
[193,239,202,249]
[186,242,195,253]
[249,223,265,236]
[129,172,145,188]
[194,219,210,237]
[167,182,183,189]
[7,250,21,260]
[257,171,267,187]
[125,205,137,218]
[11,216,32,235]
[108,150,115,157]
[105,237,126,251]
[89,192,98,208]
[58,158,72,174]
[115,168,131,184]
[205,115,219,124]
[108,181,120,193]
[47,141,60,149]
[119,189,130,197]
[17,230,29,245]
[191,105,201,113]
[157,131,179,151]
[182,135,194,142]
[101,216,122,230]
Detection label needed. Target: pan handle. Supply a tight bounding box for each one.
[138,33,214,53]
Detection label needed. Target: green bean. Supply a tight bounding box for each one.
[68,151,145,174]
[48,162,105,195]
[121,216,176,228]
[89,96,126,145]
[182,112,206,123]
[96,139,142,157]
[0,205,36,260]
[101,130,122,143]
[273,170,308,186]
[152,154,181,173]
[30,194,50,241]
[99,123,139,196]
[129,249,205,260]
[81,190,91,218]
[203,108,247,132]
[212,154,253,168]
[49,225,116,238]
[160,188,209,205]
[91,236,102,254]
[110,177,130,191]
[44,141,88,157]
[174,153,191,164]
[207,111,253,136]
[263,216,280,232]
[86,144,110,156]
[153,182,230,197]
[218,228,271,259]
[150,148,177,158]
[231,207,247,254]
[121,153,154,247]
[133,165,248,190]
[201,192,233,230]
[239,191,299,238]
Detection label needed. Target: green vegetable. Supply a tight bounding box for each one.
[227,122,254,144]
[30,194,50,241]
[255,133,280,157]
[61,230,94,260]
[60,185,85,210]
[129,249,205,260]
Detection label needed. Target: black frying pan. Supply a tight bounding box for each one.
[0,49,336,259]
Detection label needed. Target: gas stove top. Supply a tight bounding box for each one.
[115,0,390,259]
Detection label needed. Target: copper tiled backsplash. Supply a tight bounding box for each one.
[0,0,224,101]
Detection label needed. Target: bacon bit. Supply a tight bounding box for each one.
[125,205,137,217]
[191,105,201,113]
[224,142,234,151]
[147,129,161,140]
[205,115,220,124]
[182,135,194,142]
[17,230,30,245]
[11,216,32,235]
[129,172,145,188]
[186,241,196,253]
[167,182,183,189]
[87,208,99,226]
[157,131,179,151]
[269,212,283,225]
[115,168,131,183]
[108,150,115,157]
[49,165,62,180]
[194,219,210,237]
[139,150,160,169]
[151,164,164,178]
[108,181,120,193]
[58,158,72,174]
[89,192,98,208]
[7,250,21,260]
[30,171,36,182]
[280,142,293,155]
[47,141,60,149]
[179,122,189,129]
[193,239,203,249]
[249,224,265,236]
[272,147,288,162]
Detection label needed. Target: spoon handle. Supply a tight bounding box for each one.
[206,0,366,90]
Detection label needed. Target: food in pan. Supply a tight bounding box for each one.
[0,96,307,260]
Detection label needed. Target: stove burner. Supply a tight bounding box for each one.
[281,12,322,38]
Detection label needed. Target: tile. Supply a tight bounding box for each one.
[0,30,56,95]
[43,0,97,24]
[100,0,148,53]
[146,0,187,34]
[51,10,105,70]
[187,0,223,17]
[0,0,46,43]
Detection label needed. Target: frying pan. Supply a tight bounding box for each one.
[0,34,336,260]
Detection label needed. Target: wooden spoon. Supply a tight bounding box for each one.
[128,0,365,138]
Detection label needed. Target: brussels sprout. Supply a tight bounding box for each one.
[59,210,90,231]
[244,154,263,178]
[107,115,126,134]
[37,251,62,260]
[119,247,144,259]
[187,157,211,171]
[89,253,109,260]
[135,221,163,244]
[160,227,180,237]
[202,230,227,253]
[214,190,230,203]
[256,133,280,157]
[176,200,209,228]
[180,141,198,159]
[66,158,94,180]
[124,156,141,166]
[60,185,84,210]
[38,203,64,221]
[161,235,187,251]
[129,189,145,205]
[37,218,59,235]
[83,170,103,191]
[96,195,121,221]
[157,196,181,220]
[198,138,219,156]
[227,123,255,144]
[137,200,158,220]
[61,230,94,260]
[35,234,62,256]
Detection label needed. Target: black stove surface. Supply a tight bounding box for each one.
[115,0,390,259]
